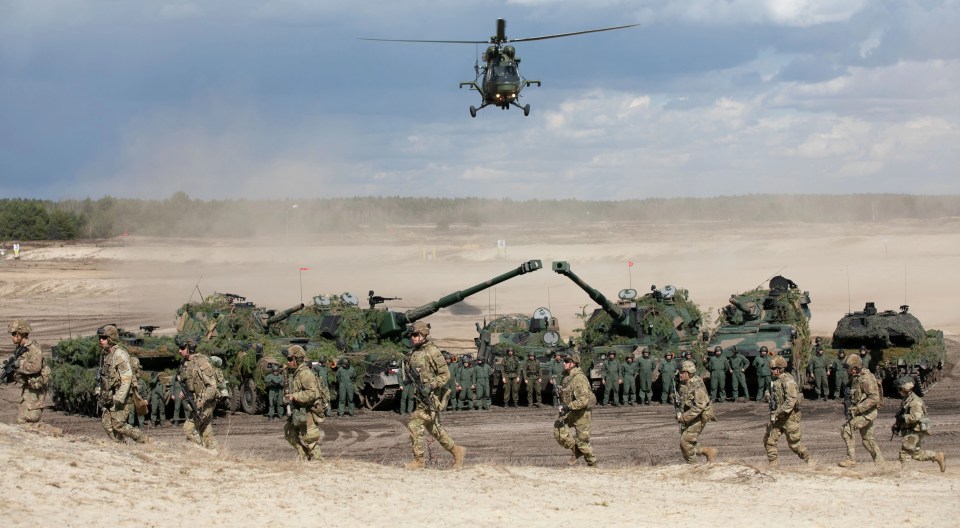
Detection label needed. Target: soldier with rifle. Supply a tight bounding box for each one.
[5,320,59,434]
[283,345,328,462]
[764,356,811,467]
[676,360,718,464]
[838,354,883,468]
[401,320,466,470]
[891,376,945,472]
[554,351,597,467]
[96,325,148,444]
[176,335,218,450]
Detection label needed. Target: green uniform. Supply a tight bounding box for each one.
[554,366,597,466]
[264,370,285,418]
[636,354,655,404]
[896,392,939,465]
[859,352,873,373]
[841,369,883,465]
[832,356,850,399]
[169,376,186,423]
[601,357,622,406]
[808,352,829,399]
[658,356,678,404]
[180,353,218,450]
[501,353,521,406]
[284,362,327,461]
[149,373,167,425]
[547,358,565,405]
[729,353,749,400]
[99,345,147,444]
[523,357,542,406]
[405,339,459,462]
[337,363,357,416]
[678,374,715,463]
[753,354,772,401]
[474,361,493,409]
[707,354,730,402]
[764,370,810,463]
[621,358,639,405]
[456,364,477,410]
[445,359,459,411]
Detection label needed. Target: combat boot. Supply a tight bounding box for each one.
[703,447,718,463]
[767,459,779,469]
[452,445,466,470]
[837,459,856,468]
[404,458,425,470]
[872,453,885,466]
[569,446,583,465]
[935,452,946,473]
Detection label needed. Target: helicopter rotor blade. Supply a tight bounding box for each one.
[506,23,640,43]
[358,37,487,44]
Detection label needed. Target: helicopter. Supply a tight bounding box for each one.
[360,18,638,118]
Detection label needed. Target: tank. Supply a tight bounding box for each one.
[552,261,705,390]
[830,302,945,393]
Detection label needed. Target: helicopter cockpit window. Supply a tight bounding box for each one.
[494,64,520,82]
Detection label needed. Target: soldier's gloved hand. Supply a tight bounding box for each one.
[676,412,683,424]
[559,404,569,415]
[419,385,432,397]
[850,407,859,417]
[770,414,777,423]
[111,397,123,409]
[93,387,101,397]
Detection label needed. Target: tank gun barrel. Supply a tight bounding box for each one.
[552,261,626,323]
[378,260,543,337]
[266,303,305,326]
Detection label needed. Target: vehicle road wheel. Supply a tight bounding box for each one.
[228,383,242,413]
[363,387,385,410]
[240,378,261,415]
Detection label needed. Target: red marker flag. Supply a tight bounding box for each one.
[628,261,634,267]
[299,267,310,271]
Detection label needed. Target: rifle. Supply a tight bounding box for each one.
[842,386,853,421]
[403,358,443,418]
[285,369,293,418]
[94,351,106,414]
[673,370,682,434]
[0,344,27,384]
[890,406,906,441]
[768,379,778,430]
[175,363,203,425]
[553,378,567,418]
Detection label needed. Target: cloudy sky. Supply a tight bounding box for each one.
[1,0,958,200]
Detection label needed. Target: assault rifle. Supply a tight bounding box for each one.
[403,358,443,417]
[673,370,682,434]
[285,369,293,418]
[175,364,203,425]
[94,351,105,414]
[842,386,853,421]
[768,379,778,429]
[0,344,26,384]
[553,379,567,418]
[890,407,906,441]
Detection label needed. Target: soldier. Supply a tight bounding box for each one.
[177,335,218,450]
[892,376,945,472]
[148,371,167,426]
[444,352,459,411]
[397,359,416,414]
[403,321,466,470]
[456,357,477,410]
[764,356,811,467]
[168,373,186,424]
[859,345,873,373]
[636,349,655,405]
[601,351,622,406]
[501,349,521,407]
[264,365,285,420]
[522,352,542,407]
[808,345,829,401]
[283,345,328,462]
[677,360,718,464]
[831,349,850,400]
[126,357,147,428]
[621,354,639,405]
[96,325,148,444]
[325,359,338,417]
[728,346,749,403]
[311,360,335,415]
[547,352,565,405]
[474,358,493,410]
[554,352,597,467]
[336,358,357,417]
[658,351,678,404]
[838,354,883,467]
[6,320,59,434]
[753,346,772,402]
[707,346,730,403]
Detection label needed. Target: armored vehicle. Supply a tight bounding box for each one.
[552,261,705,390]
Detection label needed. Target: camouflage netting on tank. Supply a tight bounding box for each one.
[832,310,927,350]
[485,314,530,333]
[50,337,102,414]
[577,288,703,351]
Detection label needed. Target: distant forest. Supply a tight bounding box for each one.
[2,193,959,241]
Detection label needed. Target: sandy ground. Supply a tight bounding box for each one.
[2,220,960,526]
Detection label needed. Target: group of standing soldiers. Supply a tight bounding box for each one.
[265,358,359,419]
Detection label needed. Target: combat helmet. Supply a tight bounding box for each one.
[409,320,430,337]
[286,345,306,362]
[8,319,31,335]
[759,345,768,354]
[97,324,120,346]
[769,356,788,370]
[844,354,863,369]
[896,376,915,392]
[562,351,581,364]
[209,356,223,368]
[680,360,697,374]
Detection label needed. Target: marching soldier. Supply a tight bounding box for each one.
[764,356,811,467]
[838,354,883,467]
[501,349,521,407]
[6,320,59,434]
[522,353,542,407]
[403,321,466,470]
[96,325,148,444]
[284,345,328,461]
[177,335,218,450]
[753,346,772,402]
[677,360,718,464]
[892,376,945,472]
[554,351,597,467]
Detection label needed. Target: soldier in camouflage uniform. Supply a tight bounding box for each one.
[764,356,811,467]
[707,346,730,403]
[443,352,458,411]
[96,325,148,444]
[808,346,829,401]
[284,345,328,462]
[636,349,655,405]
[555,351,597,467]
[177,335,218,450]
[728,346,749,402]
[677,360,718,464]
[264,365,285,420]
[501,349,521,407]
[336,358,357,417]
[148,371,167,426]
[522,353,542,407]
[892,376,945,472]
[831,349,850,400]
[658,351,678,404]
[621,354,639,405]
[601,351,622,406]
[753,346,772,402]
[474,358,493,410]
[547,352,565,406]
[7,320,59,434]
[456,357,477,410]
[838,354,883,467]
[403,321,466,470]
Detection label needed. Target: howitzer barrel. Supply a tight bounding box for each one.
[266,303,305,326]
[378,260,543,337]
[552,261,625,323]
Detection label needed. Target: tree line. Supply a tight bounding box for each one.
[2,192,959,241]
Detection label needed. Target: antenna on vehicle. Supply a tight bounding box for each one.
[188,275,205,304]
[846,266,852,314]
[755,265,787,291]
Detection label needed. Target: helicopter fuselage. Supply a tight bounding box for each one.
[482,58,522,107]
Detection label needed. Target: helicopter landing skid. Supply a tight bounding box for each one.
[468,101,530,118]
